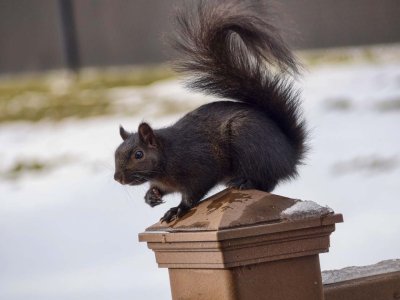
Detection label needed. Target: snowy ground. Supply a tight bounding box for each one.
[1,46,400,299]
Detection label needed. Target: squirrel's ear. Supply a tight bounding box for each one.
[138,122,157,147]
[119,125,130,141]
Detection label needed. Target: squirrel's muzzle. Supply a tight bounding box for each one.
[114,171,124,184]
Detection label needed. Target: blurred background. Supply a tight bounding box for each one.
[1,0,400,73]
[0,0,399,299]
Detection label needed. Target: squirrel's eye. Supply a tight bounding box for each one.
[134,150,144,160]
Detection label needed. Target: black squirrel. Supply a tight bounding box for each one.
[114,0,307,223]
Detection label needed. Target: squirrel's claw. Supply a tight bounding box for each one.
[147,199,165,207]
[160,205,188,223]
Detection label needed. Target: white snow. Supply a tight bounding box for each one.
[281,200,333,220]
[322,259,400,284]
[1,46,400,300]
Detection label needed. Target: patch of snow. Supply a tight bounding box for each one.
[322,259,400,284]
[281,200,333,220]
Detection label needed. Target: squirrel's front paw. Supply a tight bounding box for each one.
[145,188,164,207]
[160,205,189,223]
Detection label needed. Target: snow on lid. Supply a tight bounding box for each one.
[322,259,400,284]
[281,200,333,220]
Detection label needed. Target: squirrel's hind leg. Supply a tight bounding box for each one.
[226,178,257,190]
[226,177,277,192]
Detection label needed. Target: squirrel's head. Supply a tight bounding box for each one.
[114,122,161,185]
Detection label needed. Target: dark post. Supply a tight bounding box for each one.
[58,0,80,72]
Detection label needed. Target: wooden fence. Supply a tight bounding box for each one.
[0,0,400,74]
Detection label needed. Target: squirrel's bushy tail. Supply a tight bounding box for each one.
[171,0,307,163]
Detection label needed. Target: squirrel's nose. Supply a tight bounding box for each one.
[114,172,124,184]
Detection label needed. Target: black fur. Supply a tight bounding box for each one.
[114,0,307,222]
